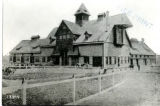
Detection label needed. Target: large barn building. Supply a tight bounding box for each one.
[9,4,156,70]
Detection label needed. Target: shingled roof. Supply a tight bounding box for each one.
[47,27,58,39]
[130,38,155,55]
[63,20,83,35]
[48,13,132,44]
[75,3,90,16]
[10,38,55,54]
[76,13,132,43]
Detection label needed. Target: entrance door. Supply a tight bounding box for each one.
[61,52,68,66]
[53,56,59,65]
[93,57,102,67]
[21,56,24,63]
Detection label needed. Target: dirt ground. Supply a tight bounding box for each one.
[78,72,160,106]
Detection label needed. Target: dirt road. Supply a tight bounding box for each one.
[78,72,160,106]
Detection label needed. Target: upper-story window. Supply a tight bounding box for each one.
[59,35,63,40]
[113,26,124,46]
[73,34,79,41]
[84,31,92,40]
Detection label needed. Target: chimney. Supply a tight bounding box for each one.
[106,11,109,31]
[141,38,145,43]
[31,35,40,40]
[97,13,106,21]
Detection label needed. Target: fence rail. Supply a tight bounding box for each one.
[3,67,128,105]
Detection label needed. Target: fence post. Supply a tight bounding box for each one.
[22,82,27,105]
[73,74,76,105]
[98,71,101,92]
[112,71,114,86]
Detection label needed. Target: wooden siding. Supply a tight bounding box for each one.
[79,44,103,56]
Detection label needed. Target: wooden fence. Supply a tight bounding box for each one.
[3,68,128,105]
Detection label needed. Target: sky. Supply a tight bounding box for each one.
[2,0,160,55]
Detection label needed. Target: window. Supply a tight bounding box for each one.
[84,31,92,40]
[47,57,51,62]
[10,56,12,61]
[117,28,123,44]
[84,56,89,64]
[114,57,116,64]
[60,36,62,40]
[42,57,46,62]
[16,56,20,61]
[35,57,40,62]
[106,57,108,65]
[25,56,29,62]
[73,35,78,41]
[63,35,67,39]
[121,57,123,64]
[71,57,79,66]
[125,57,127,63]
[13,55,16,62]
[66,34,70,39]
[21,56,24,63]
[113,26,124,46]
[109,57,112,65]
[57,36,60,40]
[144,59,147,65]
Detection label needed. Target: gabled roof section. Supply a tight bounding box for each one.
[50,13,132,44]
[130,38,156,55]
[63,20,83,35]
[75,3,90,16]
[75,13,132,44]
[110,13,132,27]
[47,27,58,39]
[10,38,55,54]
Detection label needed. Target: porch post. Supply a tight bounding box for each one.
[69,56,72,66]
[102,43,106,68]
[59,57,62,66]
[89,56,93,66]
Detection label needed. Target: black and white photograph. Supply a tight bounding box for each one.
[2,0,160,105]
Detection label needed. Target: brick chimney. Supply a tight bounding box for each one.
[106,11,109,31]
[31,35,40,41]
[97,13,106,21]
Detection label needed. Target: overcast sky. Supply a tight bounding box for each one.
[3,0,160,55]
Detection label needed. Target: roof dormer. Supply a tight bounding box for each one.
[84,31,92,40]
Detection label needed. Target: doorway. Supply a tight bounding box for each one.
[61,51,68,66]
[93,57,102,67]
